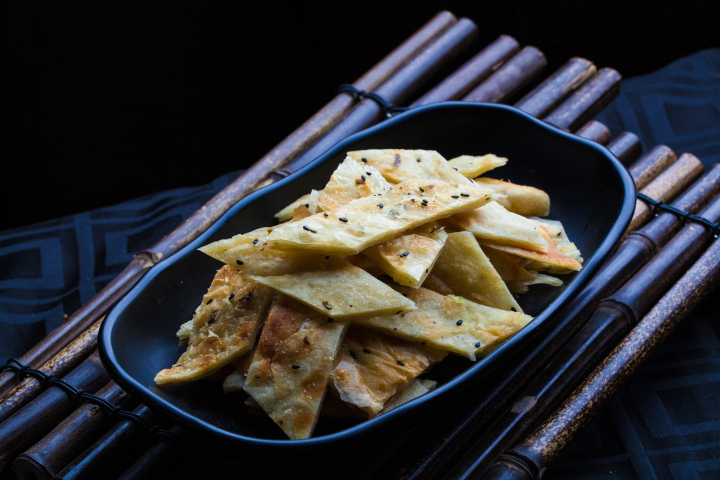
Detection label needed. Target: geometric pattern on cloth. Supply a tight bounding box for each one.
[0,171,239,360]
[549,48,720,480]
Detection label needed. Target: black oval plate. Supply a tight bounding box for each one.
[99,102,635,454]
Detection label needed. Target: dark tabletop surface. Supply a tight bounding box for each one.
[1,48,718,480]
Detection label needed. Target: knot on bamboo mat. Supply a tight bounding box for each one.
[337,84,409,117]
[637,193,720,237]
[1,358,179,441]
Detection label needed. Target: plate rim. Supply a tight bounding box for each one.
[99,101,636,448]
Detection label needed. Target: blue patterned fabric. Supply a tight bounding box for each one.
[0,49,718,480]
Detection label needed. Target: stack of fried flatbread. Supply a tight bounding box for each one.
[155,149,583,440]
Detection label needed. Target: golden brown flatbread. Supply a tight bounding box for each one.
[317,157,391,212]
[353,286,532,361]
[347,149,471,185]
[432,232,522,312]
[474,178,550,217]
[448,154,507,179]
[154,266,274,386]
[329,328,447,416]
[243,295,349,440]
[448,201,548,252]
[246,258,416,320]
[363,222,448,288]
[264,180,495,255]
[481,227,582,272]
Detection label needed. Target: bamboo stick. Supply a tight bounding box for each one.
[514,58,596,118]
[13,382,137,480]
[543,68,621,131]
[486,229,720,480]
[0,320,102,422]
[628,144,677,189]
[0,352,109,473]
[54,405,157,480]
[575,120,611,144]
[116,426,183,480]
[0,12,459,400]
[411,35,520,106]
[397,163,720,480]
[462,46,547,103]
[446,191,720,479]
[607,131,642,165]
[628,153,704,231]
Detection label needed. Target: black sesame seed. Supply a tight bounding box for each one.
[402,293,408,297]
[399,251,409,257]
[349,350,358,358]
[453,167,458,171]
[206,299,213,305]
[416,158,421,162]
[511,307,517,312]
[451,195,459,199]
[361,175,366,181]
[362,158,367,163]
[305,204,309,208]
[325,256,329,260]
[324,213,329,217]
[323,301,333,310]
[411,198,415,202]
[363,349,371,354]
[378,203,384,208]
[397,360,405,366]
[292,365,301,369]
[419,187,424,192]
[461,193,470,197]
[366,172,372,175]
[456,319,463,325]
[253,239,259,245]
[228,293,235,300]
[208,313,216,325]
[236,259,244,265]
[255,375,260,378]
[303,336,309,345]
[303,226,317,233]
[475,342,481,348]
[339,218,348,223]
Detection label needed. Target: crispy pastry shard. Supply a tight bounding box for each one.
[243,295,349,440]
[276,192,315,222]
[354,287,532,361]
[481,245,534,293]
[448,201,548,252]
[347,149,472,185]
[481,227,582,272]
[363,222,448,288]
[199,227,336,277]
[329,328,447,416]
[531,218,584,269]
[448,154,507,179]
[154,266,274,386]
[317,157,391,212]
[176,320,193,345]
[246,258,416,320]
[263,180,495,255]
[433,232,522,312]
[474,178,550,217]
[380,378,438,414]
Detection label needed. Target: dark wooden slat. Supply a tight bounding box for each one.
[412,35,520,106]
[488,224,720,480]
[0,352,109,473]
[13,382,137,480]
[628,144,677,190]
[514,57,596,118]
[608,131,642,165]
[463,46,547,103]
[575,120,611,144]
[446,191,720,479]
[543,68,621,131]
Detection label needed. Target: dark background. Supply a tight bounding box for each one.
[5,0,719,230]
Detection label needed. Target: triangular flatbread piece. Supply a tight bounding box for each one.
[329,328,447,416]
[363,222,448,288]
[448,201,548,252]
[432,232,522,312]
[154,266,274,385]
[481,227,582,272]
[347,149,471,185]
[353,286,532,361]
[264,180,496,255]
[448,154,507,179]
[317,157,391,212]
[243,295,349,439]
[246,258,416,320]
[474,178,550,217]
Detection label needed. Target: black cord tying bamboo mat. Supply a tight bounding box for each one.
[1,48,719,480]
